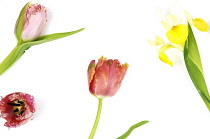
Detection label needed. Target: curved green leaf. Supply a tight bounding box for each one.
[0,28,85,75]
[15,2,30,42]
[116,121,149,139]
[184,24,210,111]
[32,28,85,45]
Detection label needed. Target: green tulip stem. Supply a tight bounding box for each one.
[88,98,103,139]
[0,44,24,75]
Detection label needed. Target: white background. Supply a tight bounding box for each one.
[0,0,210,138]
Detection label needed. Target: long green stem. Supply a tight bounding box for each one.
[88,98,103,139]
[0,45,24,75]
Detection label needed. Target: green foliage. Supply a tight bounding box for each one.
[117,121,149,139]
[184,24,210,111]
[0,28,85,75]
[15,2,30,42]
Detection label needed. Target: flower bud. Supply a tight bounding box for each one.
[88,56,128,98]
[15,3,47,42]
[0,92,35,128]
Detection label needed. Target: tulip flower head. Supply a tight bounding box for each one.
[0,92,35,128]
[0,2,84,75]
[88,56,128,98]
[15,3,47,42]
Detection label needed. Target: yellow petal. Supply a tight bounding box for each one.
[148,36,164,47]
[166,24,188,44]
[159,51,173,66]
[159,44,176,66]
[155,36,164,45]
[148,40,156,46]
[159,44,176,52]
[193,18,209,32]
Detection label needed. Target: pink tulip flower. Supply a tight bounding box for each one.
[88,56,129,98]
[16,3,47,42]
[0,92,35,128]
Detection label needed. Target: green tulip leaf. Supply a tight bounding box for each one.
[15,2,30,42]
[0,28,85,75]
[32,27,85,45]
[116,120,149,139]
[184,23,210,111]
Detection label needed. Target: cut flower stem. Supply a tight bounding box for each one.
[88,98,103,139]
[0,45,25,75]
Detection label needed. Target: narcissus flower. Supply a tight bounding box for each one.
[88,56,129,98]
[149,1,210,113]
[0,92,35,128]
[149,11,209,66]
[15,3,47,42]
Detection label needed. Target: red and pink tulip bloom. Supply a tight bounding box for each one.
[88,56,129,98]
[0,92,35,128]
[16,3,47,42]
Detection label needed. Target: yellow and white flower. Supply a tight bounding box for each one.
[149,6,209,67]
[148,36,183,66]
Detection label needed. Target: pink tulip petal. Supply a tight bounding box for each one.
[88,60,96,85]
[90,59,109,97]
[20,4,47,41]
